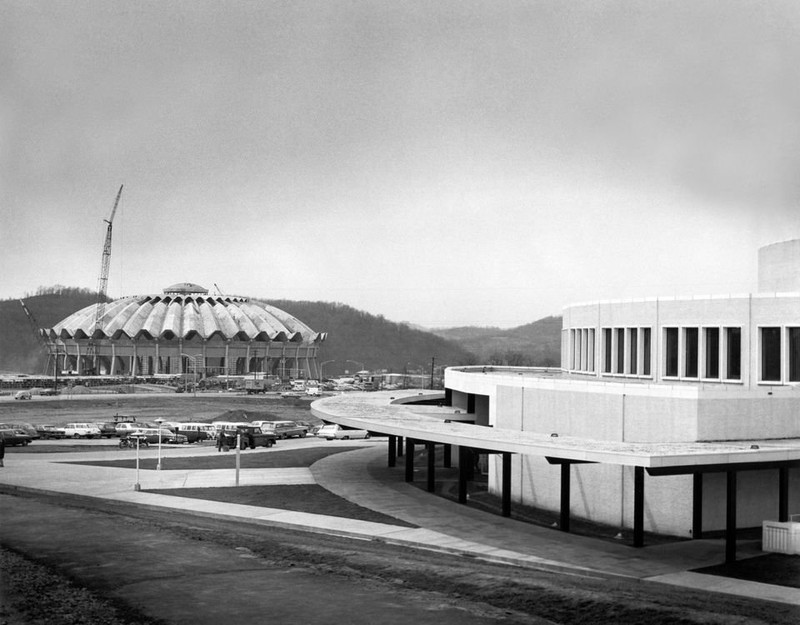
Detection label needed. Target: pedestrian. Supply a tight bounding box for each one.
[216,428,225,452]
[0,434,5,468]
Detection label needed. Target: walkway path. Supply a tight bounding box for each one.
[1,439,798,607]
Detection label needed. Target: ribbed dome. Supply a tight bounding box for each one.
[46,285,325,344]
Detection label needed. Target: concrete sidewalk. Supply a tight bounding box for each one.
[1,440,798,607]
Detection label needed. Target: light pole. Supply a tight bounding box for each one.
[346,359,365,373]
[320,360,335,382]
[155,417,163,471]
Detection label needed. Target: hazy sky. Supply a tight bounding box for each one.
[3,1,800,328]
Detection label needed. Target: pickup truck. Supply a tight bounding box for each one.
[219,426,276,449]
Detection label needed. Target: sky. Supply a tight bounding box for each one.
[3,1,800,328]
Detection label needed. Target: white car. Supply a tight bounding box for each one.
[62,423,102,439]
[316,424,370,440]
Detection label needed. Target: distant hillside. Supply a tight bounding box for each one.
[1,288,560,375]
[0,287,101,374]
[264,300,478,376]
[0,289,478,376]
[431,316,562,366]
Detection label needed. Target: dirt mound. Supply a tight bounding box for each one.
[213,409,277,423]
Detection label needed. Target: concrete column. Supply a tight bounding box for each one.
[634,466,644,548]
[404,439,415,483]
[726,470,738,564]
[427,443,436,493]
[502,452,512,517]
[388,435,397,468]
[560,463,571,532]
[692,472,703,539]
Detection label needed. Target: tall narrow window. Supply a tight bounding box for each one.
[616,328,625,373]
[790,328,800,382]
[761,327,782,382]
[726,327,741,380]
[642,328,652,376]
[684,328,699,378]
[704,328,720,379]
[603,328,612,373]
[628,328,638,375]
[665,328,679,377]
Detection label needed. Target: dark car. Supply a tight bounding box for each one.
[35,424,67,439]
[0,423,39,440]
[0,429,33,446]
[94,422,119,438]
[128,428,188,445]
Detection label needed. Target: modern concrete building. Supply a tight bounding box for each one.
[445,240,800,538]
[43,283,326,380]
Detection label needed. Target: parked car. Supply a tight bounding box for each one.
[0,423,38,439]
[94,422,120,438]
[35,424,67,439]
[255,420,308,439]
[0,429,33,446]
[14,390,32,400]
[39,388,59,396]
[115,422,147,436]
[62,423,102,439]
[315,424,370,440]
[129,428,188,445]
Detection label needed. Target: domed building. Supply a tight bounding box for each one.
[44,283,326,380]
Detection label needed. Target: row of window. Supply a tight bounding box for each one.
[568,326,742,381]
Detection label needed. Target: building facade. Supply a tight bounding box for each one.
[445,240,800,536]
[43,283,326,381]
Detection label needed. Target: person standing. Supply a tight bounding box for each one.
[0,434,5,467]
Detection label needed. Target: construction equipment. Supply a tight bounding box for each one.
[19,299,53,376]
[86,185,123,374]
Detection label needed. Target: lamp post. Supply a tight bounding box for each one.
[346,359,365,373]
[320,360,335,382]
[155,417,163,471]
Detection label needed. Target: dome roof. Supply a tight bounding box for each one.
[46,285,326,344]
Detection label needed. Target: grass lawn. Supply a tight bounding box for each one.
[148,483,418,528]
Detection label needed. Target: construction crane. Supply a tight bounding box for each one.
[86,185,123,374]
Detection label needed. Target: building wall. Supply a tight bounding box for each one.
[759,239,800,292]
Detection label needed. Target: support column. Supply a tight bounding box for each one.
[560,463,571,532]
[633,466,644,548]
[779,467,789,522]
[458,447,470,504]
[110,343,117,376]
[726,470,737,564]
[502,452,512,517]
[692,472,703,539]
[388,435,397,468]
[405,439,415,483]
[443,444,452,468]
[397,436,404,457]
[427,442,436,493]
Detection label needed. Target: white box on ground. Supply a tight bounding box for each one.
[762,516,800,555]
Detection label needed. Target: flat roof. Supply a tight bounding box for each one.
[311,391,800,470]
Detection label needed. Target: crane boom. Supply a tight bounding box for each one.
[86,185,123,374]
[95,184,123,310]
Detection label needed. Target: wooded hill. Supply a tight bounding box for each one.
[0,288,561,375]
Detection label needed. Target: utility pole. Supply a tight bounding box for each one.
[430,355,436,390]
